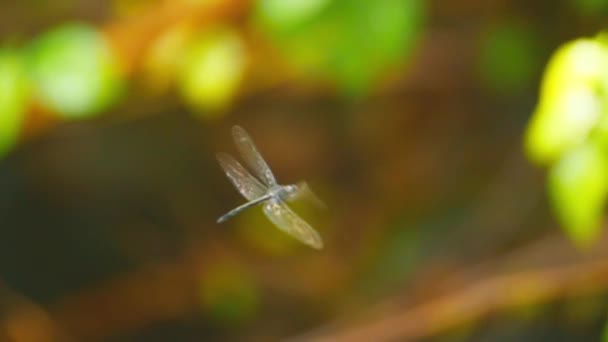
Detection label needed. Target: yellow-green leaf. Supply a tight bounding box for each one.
[179,29,246,115]
[142,22,196,94]
[0,48,29,156]
[540,39,607,101]
[525,39,608,164]
[27,23,125,119]
[526,84,601,165]
[549,143,608,247]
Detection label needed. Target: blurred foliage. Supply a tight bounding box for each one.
[143,21,195,94]
[571,0,608,16]
[479,22,541,93]
[0,48,29,157]
[526,38,607,165]
[27,23,125,119]
[603,314,608,342]
[199,260,259,324]
[0,0,425,156]
[549,143,608,247]
[525,33,608,247]
[179,28,246,115]
[254,0,424,95]
[3,1,608,341]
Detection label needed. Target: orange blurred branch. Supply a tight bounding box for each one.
[292,234,608,342]
[3,234,608,341]
[47,235,608,341]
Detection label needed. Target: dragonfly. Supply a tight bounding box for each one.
[216,125,324,249]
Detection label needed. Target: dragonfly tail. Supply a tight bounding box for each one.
[217,194,272,224]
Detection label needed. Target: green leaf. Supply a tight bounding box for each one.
[179,29,246,115]
[0,48,29,156]
[27,23,125,119]
[255,0,424,95]
[525,39,608,164]
[549,143,608,247]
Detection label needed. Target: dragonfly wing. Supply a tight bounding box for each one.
[295,181,327,209]
[217,152,267,201]
[232,125,277,186]
[263,199,323,249]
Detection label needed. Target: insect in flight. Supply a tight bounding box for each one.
[216,125,324,249]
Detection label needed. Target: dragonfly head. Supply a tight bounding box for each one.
[280,182,327,209]
[282,184,300,200]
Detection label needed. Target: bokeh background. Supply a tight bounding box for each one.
[1,0,608,341]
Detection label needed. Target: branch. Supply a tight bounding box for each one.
[292,236,608,341]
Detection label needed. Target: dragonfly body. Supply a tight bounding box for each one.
[216,126,323,249]
[216,184,297,223]
[216,193,272,224]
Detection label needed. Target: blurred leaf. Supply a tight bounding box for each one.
[142,21,195,94]
[199,261,258,324]
[113,0,152,18]
[603,313,608,342]
[179,29,246,115]
[526,85,601,165]
[549,143,608,247]
[27,23,125,119]
[479,22,541,92]
[255,0,424,95]
[525,39,608,165]
[570,0,608,15]
[257,0,331,32]
[540,39,607,101]
[0,48,29,156]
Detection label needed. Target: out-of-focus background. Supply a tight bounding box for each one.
[1,0,608,341]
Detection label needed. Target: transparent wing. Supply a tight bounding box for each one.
[232,125,277,186]
[295,181,327,209]
[263,199,323,249]
[217,152,267,201]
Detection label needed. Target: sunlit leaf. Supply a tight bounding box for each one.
[255,0,424,95]
[549,143,608,247]
[479,22,541,92]
[526,85,601,165]
[525,39,608,164]
[0,48,29,156]
[27,23,125,119]
[540,39,607,101]
[179,29,246,115]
